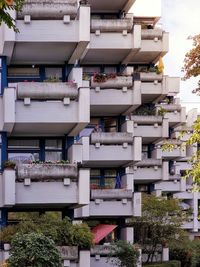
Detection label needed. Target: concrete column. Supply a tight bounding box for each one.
[121,227,134,244]
[78,169,90,205]
[162,247,169,262]
[79,250,90,267]
[3,88,15,133]
[2,170,16,206]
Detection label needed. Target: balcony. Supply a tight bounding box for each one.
[122,115,169,143]
[0,80,90,136]
[0,5,90,64]
[0,164,90,209]
[90,75,141,116]
[155,179,187,193]
[130,29,169,64]
[0,246,90,267]
[156,104,186,126]
[152,140,187,160]
[74,191,141,218]
[68,133,142,168]
[138,74,180,103]
[129,159,168,183]
[88,0,135,13]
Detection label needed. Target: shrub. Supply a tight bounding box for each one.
[8,233,62,267]
[143,261,181,267]
[109,240,139,267]
[3,160,16,170]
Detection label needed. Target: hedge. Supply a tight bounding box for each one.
[143,261,181,267]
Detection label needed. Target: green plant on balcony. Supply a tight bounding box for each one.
[134,105,156,116]
[30,160,70,165]
[157,107,167,117]
[44,76,61,83]
[93,73,117,83]
[3,160,16,170]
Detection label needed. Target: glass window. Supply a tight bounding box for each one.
[104,67,117,74]
[104,117,117,132]
[8,139,39,150]
[45,151,62,162]
[45,139,62,150]
[8,152,39,164]
[8,67,39,77]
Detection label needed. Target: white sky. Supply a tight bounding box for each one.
[131,0,200,113]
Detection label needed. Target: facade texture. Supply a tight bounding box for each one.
[0,0,199,266]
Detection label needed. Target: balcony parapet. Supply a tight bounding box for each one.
[91,245,112,256]
[140,72,163,82]
[91,132,133,145]
[17,82,78,101]
[141,28,163,40]
[17,163,78,180]
[91,189,133,200]
[17,0,78,20]
[131,115,163,124]
[135,159,162,167]
[91,76,133,89]
[91,18,133,33]
[57,246,78,260]
[156,104,182,112]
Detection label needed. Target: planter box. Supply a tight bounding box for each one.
[18,0,78,19]
[17,163,78,180]
[91,189,133,199]
[91,76,133,89]
[91,18,133,32]
[141,28,163,40]
[140,72,163,82]
[17,82,78,100]
[91,132,133,144]
[131,115,163,124]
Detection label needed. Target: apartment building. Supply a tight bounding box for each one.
[0,0,198,266]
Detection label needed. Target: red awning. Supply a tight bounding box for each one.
[92,224,117,244]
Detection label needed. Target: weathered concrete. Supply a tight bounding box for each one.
[141,28,163,40]
[17,82,78,100]
[91,132,133,144]
[91,76,133,89]
[140,72,163,82]
[91,18,133,32]
[17,163,78,180]
[91,189,133,199]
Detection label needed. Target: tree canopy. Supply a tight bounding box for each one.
[182,34,200,95]
[0,0,24,32]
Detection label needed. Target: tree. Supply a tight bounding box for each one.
[0,0,24,32]
[182,34,200,95]
[8,233,62,267]
[129,194,190,264]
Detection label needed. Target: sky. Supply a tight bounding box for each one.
[131,0,200,113]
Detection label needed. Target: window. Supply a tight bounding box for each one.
[8,67,40,78]
[45,68,62,80]
[90,169,118,189]
[104,117,118,132]
[45,139,63,161]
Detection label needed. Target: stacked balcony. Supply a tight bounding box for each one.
[0,164,90,209]
[0,78,90,136]
[0,1,90,64]
[68,132,142,168]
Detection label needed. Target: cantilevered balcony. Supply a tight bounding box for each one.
[152,141,187,160]
[88,0,135,13]
[90,75,141,116]
[122,115,169,143]
[74,191,141,218]
[0,4,90,64]
[0,164,90,209]
[156,104,186,126]
[127,28,169,64]
[138,73,180,103]
[68,133,142,167]
[0,80,90,136]
[129,159,169,183]
[155,179,187,193]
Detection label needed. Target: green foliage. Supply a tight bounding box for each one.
[182,34,200,95]
[143,261,181,267]
[109,240,139,267]
[0,214,93,249]
[134,105,156,116]
[170,239,200,267]
[0,0,24,32]
[3,160,16,170]
[129,194,190,264]
[157,107,167,117]
[8,232,62,267]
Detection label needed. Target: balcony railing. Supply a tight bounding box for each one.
[17,0,78,19]
[91,75,133,89]
[141,28,163,40]
[91,18,133,33]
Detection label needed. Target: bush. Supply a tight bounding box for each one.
[8,233,62,267]
[109,240,140,267]
[143,261,181,267]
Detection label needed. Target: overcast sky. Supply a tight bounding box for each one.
[162,0,200,112]
[131,0,200,112]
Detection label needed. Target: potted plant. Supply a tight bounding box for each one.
[3,160,16,170]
